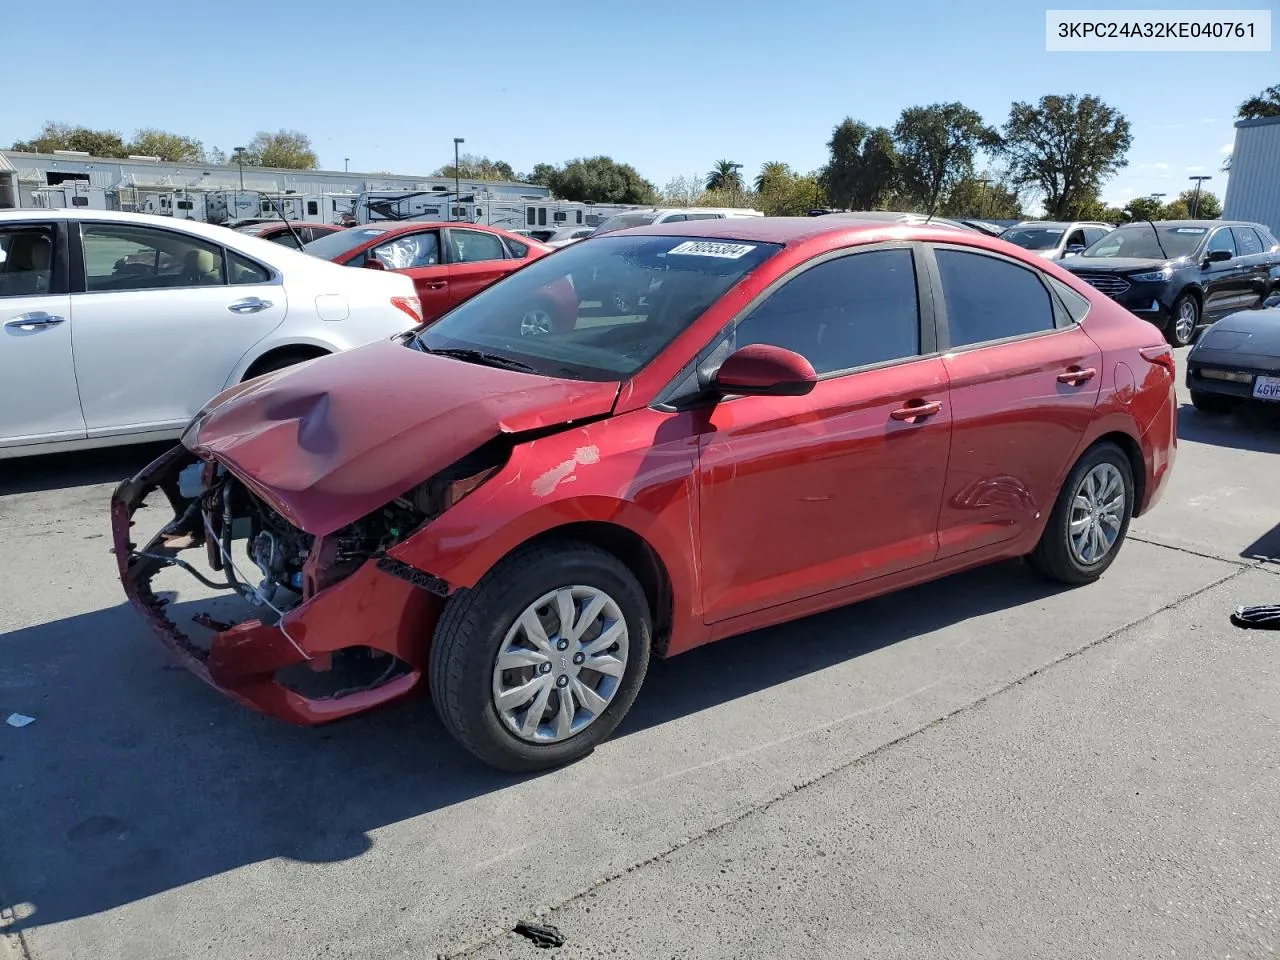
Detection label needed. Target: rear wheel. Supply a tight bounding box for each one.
[1190,390,1234,414]
[242,348,327,380]
[1029,442,1134,585]
[429,540,652,772]
[1167,293,1199,347]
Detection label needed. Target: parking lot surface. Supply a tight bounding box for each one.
[2,349,1278,960]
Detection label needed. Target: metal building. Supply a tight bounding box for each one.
[1223,115,1280,237]
[0,149,552,211]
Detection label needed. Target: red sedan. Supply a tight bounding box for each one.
[303,220,562,326]
[113,217,1176,771]
[231,221,346,249]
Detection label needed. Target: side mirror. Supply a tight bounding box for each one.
[1206,249,1233,263]
[712,344,818,398]
[362,256,386,270]
[1064,244,1085,256]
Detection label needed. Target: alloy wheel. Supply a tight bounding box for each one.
[1068,463,1126,565]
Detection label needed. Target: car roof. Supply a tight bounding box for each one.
[618,215,994,244]
[0,207,305,246]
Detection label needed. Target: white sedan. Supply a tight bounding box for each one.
[0,209,423,459]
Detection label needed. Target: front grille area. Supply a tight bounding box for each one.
[1074,273,1131,298]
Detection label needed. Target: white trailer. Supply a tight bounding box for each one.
[31,184,107,210]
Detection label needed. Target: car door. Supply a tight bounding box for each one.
[69,220,287,434]
[0,219,86,449]
[444,228,515,308]
[363,229,450,320]
[1232,226,1270,308]
[1201,226,1248,318]
[696,245,952,624]
[928,245,1102,558]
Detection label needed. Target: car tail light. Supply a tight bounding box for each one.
[392,296,423,324]
[1139,344,1176,375]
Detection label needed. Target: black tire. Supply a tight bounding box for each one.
[1166,292,1199,347]
[243,349,326,380]
[429,540,652,772]
[1190,390,1234,415]
[1029,442,1135,586]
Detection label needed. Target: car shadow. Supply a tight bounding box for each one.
[0,441,173,496]
[1176,402,1280,453]
[1241,520,1280,566]
[1,558,1067,933]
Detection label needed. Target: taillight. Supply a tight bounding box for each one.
[392,295,423,324]
[1139,344,1176,375]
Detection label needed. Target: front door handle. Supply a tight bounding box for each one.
[5,311,66,330]
[423,281,448,291]
[227,297,273,314]
[1057,366,1097,386]
[890,399,942,422]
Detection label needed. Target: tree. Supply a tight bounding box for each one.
[12,122,127,157]
[991,94,1133,221]
[435,154,517,180]
[204,146,228,165]
[242,130,318,169]
[823,120,898,210]
[941,174,1023,219]
[1124,196,1165,221]
[705,160,744,193]
[659,175,704,206]
[892,103,990,216]
[754,161,792,193]
[522,163,560,186]
[545,156,656,204]
[1161,188,1222,220]
[128,128,204,162]
[1238,83,1280,119]
[754,166,824,216]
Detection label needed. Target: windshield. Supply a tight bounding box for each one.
[1001,226,1065,251]
[591,213,659,236]
[1081,223,1206,260]
[302,226,390,260]
[415,234,782,381]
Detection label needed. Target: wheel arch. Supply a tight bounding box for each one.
[1087,430,1146,517]
[229,338,337,384]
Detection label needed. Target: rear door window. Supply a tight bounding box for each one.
[934,248,1055,347]
[1233,227,1264,257]
[80,223,226,291]
[0,224,61,297]
[448,229,508,264]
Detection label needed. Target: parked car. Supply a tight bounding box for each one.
[1184,293,1280,413]
[303,221,563,326]
[0,210,422,459]
[999,221,1114,260]
[114,217,1177,771]
[544,226,595,248]
[232,221,346,249]
[825,211,979,232]
[588,207,763,238]
[1060,219,1280,347]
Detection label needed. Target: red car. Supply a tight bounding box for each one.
[113,218,1176,771]
[231,221,346,249]
[302,221,564,326]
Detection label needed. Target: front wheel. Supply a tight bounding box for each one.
[1190,390,1234,414]
[1167,293,1199,347]
[429,541,652,772]
[1029,442,1134,585]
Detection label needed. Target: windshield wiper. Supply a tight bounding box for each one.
[418,344,536,373]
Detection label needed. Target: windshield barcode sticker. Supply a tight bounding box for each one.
[668,240,757,259]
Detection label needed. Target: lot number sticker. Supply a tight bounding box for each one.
[668,241,757,259]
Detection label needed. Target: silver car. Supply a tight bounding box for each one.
[999,221,1114,261]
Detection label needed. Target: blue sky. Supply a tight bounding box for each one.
[7,0,1275,210]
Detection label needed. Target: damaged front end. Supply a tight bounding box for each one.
[110,443,470,724]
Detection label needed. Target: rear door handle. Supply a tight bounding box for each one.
[889,399,942,422]
[1057,366,1097,385]
[5,311,66,330]
[227,297,273,314]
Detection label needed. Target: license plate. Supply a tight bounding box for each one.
[1252,375,1280,401]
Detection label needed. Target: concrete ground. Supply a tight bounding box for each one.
[1,349,1278,960]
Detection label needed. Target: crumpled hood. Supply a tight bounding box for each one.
[183,338,620,535]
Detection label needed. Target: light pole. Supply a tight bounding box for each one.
[978,177,992,218]
[1188,175,1212,218]
[233,146,245,191]
[728,162,742,206]
[344,157,350,173]
[453,137,464,220]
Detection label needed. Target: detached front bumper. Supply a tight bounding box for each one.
[110,444,444,725]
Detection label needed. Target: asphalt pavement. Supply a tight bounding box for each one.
[1,348,1278,960]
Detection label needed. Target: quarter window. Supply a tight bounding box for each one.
[228,251,271,285]
[449,229,507,264]
[0,225,57,298]
[81,223,226,291]
[935,249,1055,347]
[1233,227,1264,256]
[732,248,921,374]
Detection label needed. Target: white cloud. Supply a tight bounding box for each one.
[1185,165,1206,172]
[1137,162,1171,171]
[1220,142,1234,154]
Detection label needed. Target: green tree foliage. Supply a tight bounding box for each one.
[754,161,791,193]
[892,103,990,216]
[522,163,560,186]
[241,130,318,169]
[823,120,897,210]
[435,154,517,180]
[543,156,657,204]
[128,128,205,162]
[940,174,1023,219]
[705,160,744,193]
[659,175,704,206]
[991,94,1132,221]
[1152,189,1222,220]
[205,146,228,165]
[751,163,823,215]
[12,122,128,157]
[1238,83,1280,119]
[1123,197,1164,221]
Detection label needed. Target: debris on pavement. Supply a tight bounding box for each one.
[512,920,565,949]
[6,713,35,728]
[1231,603,1280,630]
